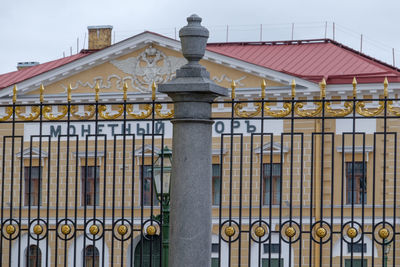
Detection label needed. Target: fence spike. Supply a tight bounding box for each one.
[123,82,128,101]
[40,84,44,103]
[320,78,326,98]
[95,82,100,102]
[67,84,72,102]
[352,77,357,98]
[231,80,236,100]
[291,79,296,98]
[152,81,156,101]
[384,77,388,97]
[261,79,266,99]
[13,85,17,103]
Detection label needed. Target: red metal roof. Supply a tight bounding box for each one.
[1,37,400,89]
[0,51,92,89]
[207,39,400,84]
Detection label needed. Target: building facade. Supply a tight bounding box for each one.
[0,25,399,266]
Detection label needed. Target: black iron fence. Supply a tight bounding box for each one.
[0,80,399,266]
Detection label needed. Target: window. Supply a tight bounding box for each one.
[262,258,284,267]
[24,167,42,206]
[344,259,367,267]
[263,164,281,205]
[346,162,366,204]
[347,243,367,253]
[25,245,41,267]
[141,165,158,206]
[263,243,280,254]
[84,245,99,267]
[212,164,221,205]
[81,166,100,206]
[134,235,161,266]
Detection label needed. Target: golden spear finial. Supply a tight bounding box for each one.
[319,78,326,98]
[291,79,296,98]
[39,84,44,103]
[352,77,357,98]
[231,80,236,100]
[384,77,388,98]
[123,82,128,101]
[261,79,266,99]
[13,85,17,103]
[67,84,72,102]
[151,81,156,101]
[95,82,100,102]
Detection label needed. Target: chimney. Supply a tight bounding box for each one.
[87,25,113,50]
[17,62,40,70]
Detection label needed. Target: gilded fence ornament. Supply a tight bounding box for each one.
[15,106,40,121]
[262,80,292,118]
[71,105,96,120]
[95,82,100,102]
[233,80,262,118]
[0,107,13,121]
[355,78,385,117]
[13,85,17,104]
[325,77,355,117]
[155,104,174,118]
[231,80,236,100]
[99,104,124,120]
[43,105,68,120]
[123,82,128,101]
[294,79,325,117]
[291,79,296,98]
[39,84,44,103]
[67,84,72,102]
[152,81,156,101]
[127,104,152,119]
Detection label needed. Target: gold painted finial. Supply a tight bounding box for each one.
[152,81,156,101]
[39,84,44,103]
[352,77,357,98]
[67,84,72,102]
[13,85,17,103]
[95,82,100,102]
[319,78,326,98]
[231,80,236,99]
[291,79,296,98]
[261,79,266,99]
[123,82,128,101]
[384,77,388,98]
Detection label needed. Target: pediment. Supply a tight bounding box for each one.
[254,142,289,155]
[0,32,317,102]
[134,145,161,157]
[16,147,48,158]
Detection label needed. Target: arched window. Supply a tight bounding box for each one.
[84,245,99,267]
[25,245,41,267]
[134,235,161,267]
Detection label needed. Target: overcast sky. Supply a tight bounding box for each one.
[1,0,400,75]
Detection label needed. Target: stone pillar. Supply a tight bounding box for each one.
[158,14,227,267]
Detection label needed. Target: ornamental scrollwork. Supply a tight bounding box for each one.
[70,105,96,120]
[264,102,292,117]
[325,101,353,117]
[43,105,68,120]
[126,104,152,119]
[234,103,261,118]
[155,104,174,119]
[294,102,322,117]
[99,105,124,120]
[355,100,385,117]
[15,106,40,121]
[0,107,13,121]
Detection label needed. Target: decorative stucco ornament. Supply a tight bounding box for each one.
[111,45,187,92]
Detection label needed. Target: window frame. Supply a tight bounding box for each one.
[345,161,367,205]
[24,166,42,207]
[263,163,282,206]
[81,166,100,206]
